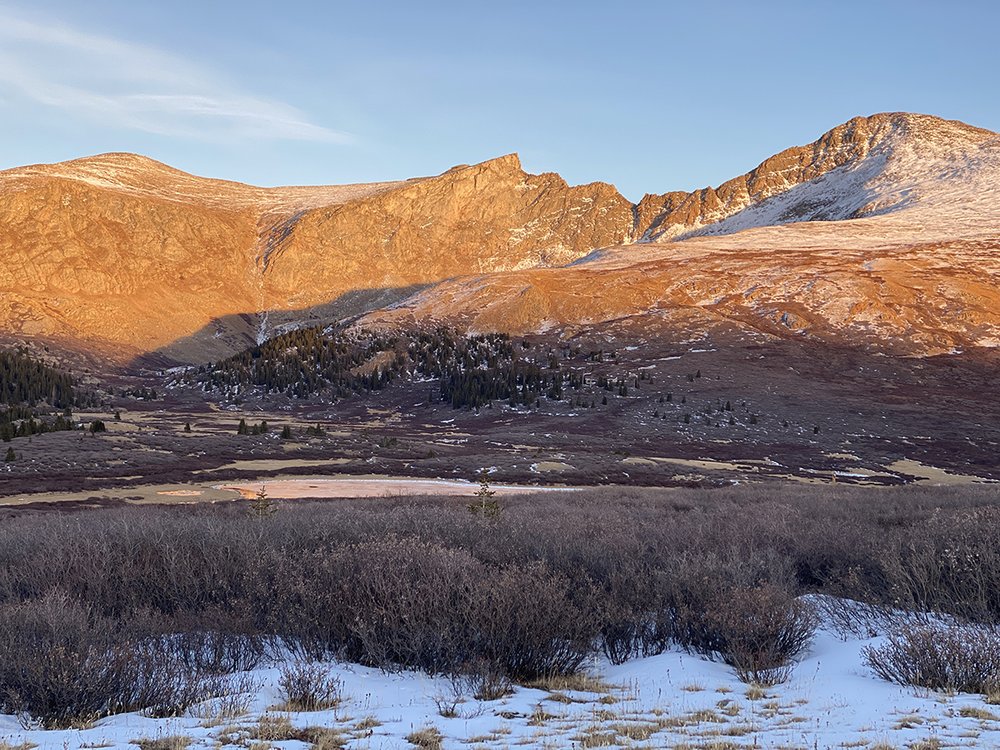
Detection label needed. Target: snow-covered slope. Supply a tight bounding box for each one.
[7,611,1000,750]
[637,113,999,241]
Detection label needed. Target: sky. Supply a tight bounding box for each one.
[0,1,997,201]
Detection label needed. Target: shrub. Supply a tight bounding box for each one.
[277,659,342,711]
[680,585,817,685]
[172,627,268,674]
[0,593,144,728]
[863,622,1000,694]
[0,594,232,728]
[456,659,513,700]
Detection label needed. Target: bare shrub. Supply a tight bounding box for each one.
[470,562,598,680]
[172,626,269,674]
[455,660,513,701]
[0,593,144,728]
[0,594,235,728]
[863,622,1000,694]
[678,585,817,685]
[277,659,342,711]
[186,673,263,723]
[1,482,999,719]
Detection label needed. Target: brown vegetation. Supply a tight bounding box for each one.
[0,483,999,724]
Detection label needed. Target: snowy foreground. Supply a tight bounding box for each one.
[5,625,1000,749]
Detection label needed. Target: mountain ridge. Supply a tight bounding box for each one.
[0,111,996,365]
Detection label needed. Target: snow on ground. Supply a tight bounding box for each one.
[5,617,1000,750]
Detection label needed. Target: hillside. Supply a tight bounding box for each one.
[0,153,632,363]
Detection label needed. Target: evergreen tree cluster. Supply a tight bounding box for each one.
[0,413,75,442]
[181,325,627,413]
[0,348,75,408]
[0,348,86,442]
[185,327,405,400]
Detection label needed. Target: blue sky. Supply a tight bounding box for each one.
[0,1,996,200]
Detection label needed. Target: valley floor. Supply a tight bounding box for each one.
[5,616,1000,750]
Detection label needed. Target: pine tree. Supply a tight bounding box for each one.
[237,418,248,435]
[4,447,14,462]
[248,484,277,518]
[184,422,192,433]
[281,425,293,439]
[468,469,501,519]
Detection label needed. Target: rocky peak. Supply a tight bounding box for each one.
[636,112,997,241]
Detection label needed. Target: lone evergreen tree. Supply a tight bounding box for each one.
[237,418,249,435]
[468,469,501,519]
[248,484,277,518]
[184,422,192,433]
[4,447,14,462]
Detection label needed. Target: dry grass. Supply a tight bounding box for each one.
[406,726,444,749]
[959,705,1000,720]
[528,704,557,726]
[573,726,620,748]
[0,742,38,750]
[131,737,190,750]
[253,714,296,742]
[524,673,613,694]
[615,722,658,740]
[301,727,347,750]
[354,715,382,731]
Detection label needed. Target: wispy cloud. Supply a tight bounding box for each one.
[0,8,350,143]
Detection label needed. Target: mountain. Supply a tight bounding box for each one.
[368,113,1000,356]
[633,112,997,240]
[1,112,997,365]
[0,152,632,363]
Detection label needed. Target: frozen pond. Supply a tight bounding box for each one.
[217,476,579,499]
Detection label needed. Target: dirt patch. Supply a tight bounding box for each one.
[887,459,997,485]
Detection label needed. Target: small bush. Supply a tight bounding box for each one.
[864,622,1000,694]
[277,659,342,711]
[457,660,513,700]
[682,585,817,685]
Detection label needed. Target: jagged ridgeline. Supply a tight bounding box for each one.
[0,348,88,441]
[180,326,586,409]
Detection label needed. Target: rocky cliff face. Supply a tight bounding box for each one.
[256,154,635,315]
